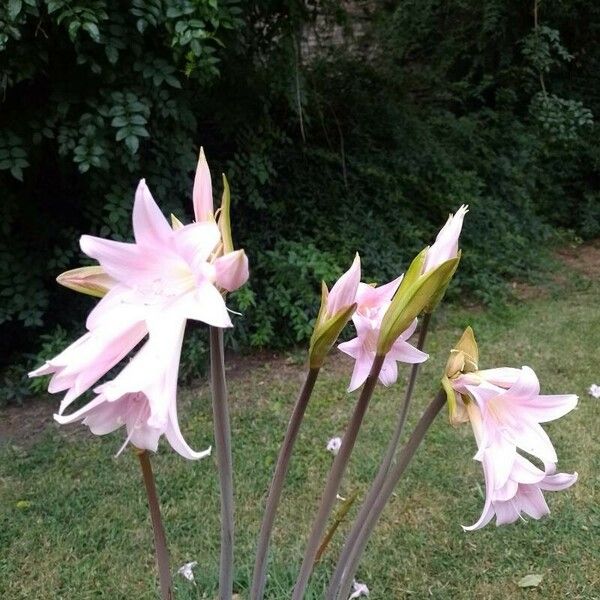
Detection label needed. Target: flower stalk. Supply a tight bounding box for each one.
[335,390,447,600]
[250,367,321,600]
[291,354,386,600]
[210,326,235,600]
[326,313,431,600]
[136,449,173,600]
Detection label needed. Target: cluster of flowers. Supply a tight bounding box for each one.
[30,151,248,458]
[30,147,578,599]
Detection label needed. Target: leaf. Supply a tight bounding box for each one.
[83,22,100,42]
[125,134,139,154]
[518,574,543,588]
[8,0,22,20]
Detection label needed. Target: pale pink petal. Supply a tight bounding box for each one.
[193,147,213,222]
[493,499,521,526]
[327,253,361,316]
[177,283,232,328]
[54,395,108,425]
[423,205,468,273]
[378,355,398,387]
[165,405,212,460]
[388,340,429,364]
[497,366,540,403]
[174,221,221,266]
[510,455,547,485]
[80,235,144,283]
[539,471,578,492]
[346,349,374,392]
[356,274,403,310]
[516,394,578,423]
[509,420,558,464]
[214,250,249,292]
[133,179,173,247]
[516,485,550,520]
[475,437,516,490]
[463,451,497,531]
[338,337,363,360]
[477,367,522,388]
[398,318,418,341]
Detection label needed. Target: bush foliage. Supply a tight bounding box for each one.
[1,1,598,400]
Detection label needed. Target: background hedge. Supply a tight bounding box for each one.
[1,0,598,402]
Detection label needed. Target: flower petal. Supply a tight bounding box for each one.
[214,249,249,292]
[178,283,232,328]
[133,179,173,247]
[193,147,213,222]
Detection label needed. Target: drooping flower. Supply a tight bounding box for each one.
[453,366,577,474]
[326,436,342,456]
[30,153,248,458]
[462,400,577,530]
[422,205,468,274]
[338,278,428,392]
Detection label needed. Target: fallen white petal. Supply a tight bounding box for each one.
[349,579,369,598]
[177,561,198,582]
[588,383,600,399]
[327,436,342,456]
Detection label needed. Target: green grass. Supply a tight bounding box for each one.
[1,271,599,599]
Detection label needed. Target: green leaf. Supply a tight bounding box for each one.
[8,0,22,20]
[83,22,100,42]
[10,165,23,181]
[125,135,139,154]
[115,127,129,141]
[111,116,128,128]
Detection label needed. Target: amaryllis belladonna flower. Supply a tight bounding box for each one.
[30,151,248,458]
[338,278,428,391]
[449,366,577,529]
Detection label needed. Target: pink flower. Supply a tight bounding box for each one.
[30,154,248,458]
[326,253,361,318]
[422,205,468,273]
[463,401,577,530]
[451,367,578,530]
[454,366,577,476]
[338,277,428,392]
[55,321,210,460]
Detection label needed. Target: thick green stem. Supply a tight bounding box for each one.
[210,326,234,600]
[250,367,320,600]
[291,355,386,600]
[336,391,446,600]
[326,314,431,599]
[137,450,173,600]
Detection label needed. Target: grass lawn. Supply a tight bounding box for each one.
[1,250,599,599]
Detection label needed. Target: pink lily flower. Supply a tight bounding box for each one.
[453,366,577,482]
[55,321,210,459]
[30,154,248,458]
[338,277,428,392]
[422,205,468,273]
[463,401,577,530]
